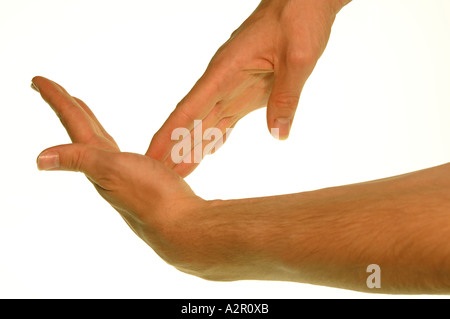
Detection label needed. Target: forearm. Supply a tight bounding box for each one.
[260,0,352,15]
[171,165,450,294]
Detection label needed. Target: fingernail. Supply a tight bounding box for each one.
[31,82,40,92]
[272,118,291,140]
[37,151,60,170]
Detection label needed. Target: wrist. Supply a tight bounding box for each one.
[159,198,269,281]
[168,197,294,281]
[134,195,209,272]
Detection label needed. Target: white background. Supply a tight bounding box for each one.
[1,0,450,298]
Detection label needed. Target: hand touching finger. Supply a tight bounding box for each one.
[146,0,342,176]
[145,69,225,162]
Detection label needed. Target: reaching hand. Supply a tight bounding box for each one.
[146,0,349,177]
[32,76,203,265]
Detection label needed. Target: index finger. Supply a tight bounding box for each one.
[145,60,239,162]
[32,76,98,143]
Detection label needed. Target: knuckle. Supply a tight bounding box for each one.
[70,148,88,172]
[175,103,197,123]
[212,100,227,117]
[286,48,317,68]
[57,98,76,114]
[271,93,299,112]
[207,53,242,87]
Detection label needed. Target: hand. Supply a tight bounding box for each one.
[146,0,350,177]
[32,76,204,266]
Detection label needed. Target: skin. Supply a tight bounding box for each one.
[31,0,450,294]
[146,0,352,177]
[33,76,450,294]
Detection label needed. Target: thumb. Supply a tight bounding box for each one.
[266,68,305,140]
[36,143,113,187]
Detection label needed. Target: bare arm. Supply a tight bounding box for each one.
[33,76,450,294]
[168,164,450,294]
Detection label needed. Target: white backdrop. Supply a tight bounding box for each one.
[1,0,449,298]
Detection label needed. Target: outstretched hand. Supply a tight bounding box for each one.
[146,0,349,177]
[32,76,203,265]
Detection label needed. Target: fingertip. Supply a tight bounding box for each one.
[30,82,40,93]
[31,75,46,86]
[36,150,60,170]
[31,76,65,94]
[31,76,44,92]
[31,76,53,94]
[271,118,292,140]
